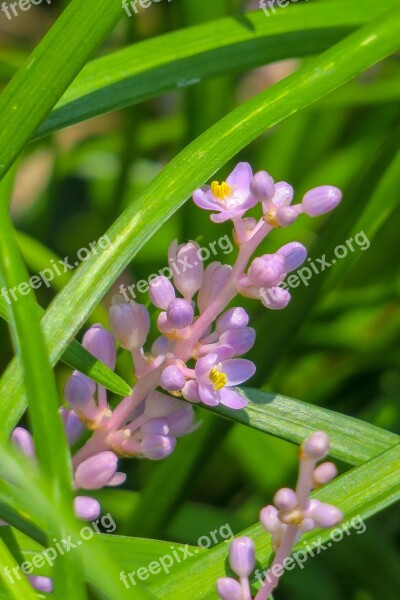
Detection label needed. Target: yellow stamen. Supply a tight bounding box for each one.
[209,368,227,390]
[264,211,280,228]
[211,180,231,200]
[280,509,303,526]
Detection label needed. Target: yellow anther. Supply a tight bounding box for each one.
[280,509,303,526]
[209,368,227,390]
[264,211,280,228]
[211,180,231,200]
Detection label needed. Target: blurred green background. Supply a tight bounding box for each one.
[0,1,399,598]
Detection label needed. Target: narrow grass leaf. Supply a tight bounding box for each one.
[1,8,399,439]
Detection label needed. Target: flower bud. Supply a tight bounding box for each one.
[160,365,186,391]
[216,577,242,600]
[109,297,150,351]
[168,240,204,298]
[74,451,119,490]
[141,435,176,460]
[149,276,175,310]
[107,472,127,487]
[271,181,293,207]
[248,254,284,288]
[250,171,275,200]
[260,505,280,533]
[74,496,101,521]
[28,576,53,593]
[305,498,321,517]
[274,488,297,510]
[219,327,256,358]
[313,462,338,487]
[166,405,197,437]
[276,205,299,227]
[302,431,329,460]
[166,298,194,329]
[60,408,85,446]
[11,427,35,457]
[141,418,169,437]
[300,517,315,532]
[151,335,169,356]
[310,503,343,528]
[64,371,97,419]
[302,186,342,217]
[144,391,183,418]
[216,307,249,334]
[277,242,307,272]
[198,263,232,313]
[260,286,291,310]
[82,324,116,370]
[229,537,256,577]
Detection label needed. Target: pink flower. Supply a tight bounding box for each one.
[193,162,256,223]
[194,353,255,409]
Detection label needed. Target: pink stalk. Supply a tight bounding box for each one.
[240,576,252,600]
[254,451,319,600]
[254,525,298,600]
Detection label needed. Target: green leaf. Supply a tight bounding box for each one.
[0,296,131,398]
[0,186,87,599]
[0,538,38,600]
[36,0,398,139]
[128,413,230,536]
[200,387,400,466]
[249,116,400,382]
[15,230,108,324]
[0,0,123,181]
[0,449,158,600]
[151,444,400,599]
[1,528,201,581]
[1,7,399,440]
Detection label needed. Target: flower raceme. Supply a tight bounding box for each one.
[217,432,343,600]
[10,162,342,519]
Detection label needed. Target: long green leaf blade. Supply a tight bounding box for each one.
[0,0,123,181]
[35,0,397,138]
[0,295,131,398]
[201,387,400,466]
[0,539,38,600]
[1,7,399,439]
[151,444,400,599]
[0,449,157,600]
[0,192,86,598]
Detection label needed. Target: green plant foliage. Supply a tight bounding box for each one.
[0,0,399,598]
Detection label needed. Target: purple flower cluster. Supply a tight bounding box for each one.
[217,432,343,600]
[9,163,342,543]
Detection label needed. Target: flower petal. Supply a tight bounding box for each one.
[219,387,248,409]
[193,187,221,211]
[195,353,219,380]
[210,211,237,223]
[226,162,253,191]
[222,359,256,386]
[270,181,294,208]
[198,383,220,406]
